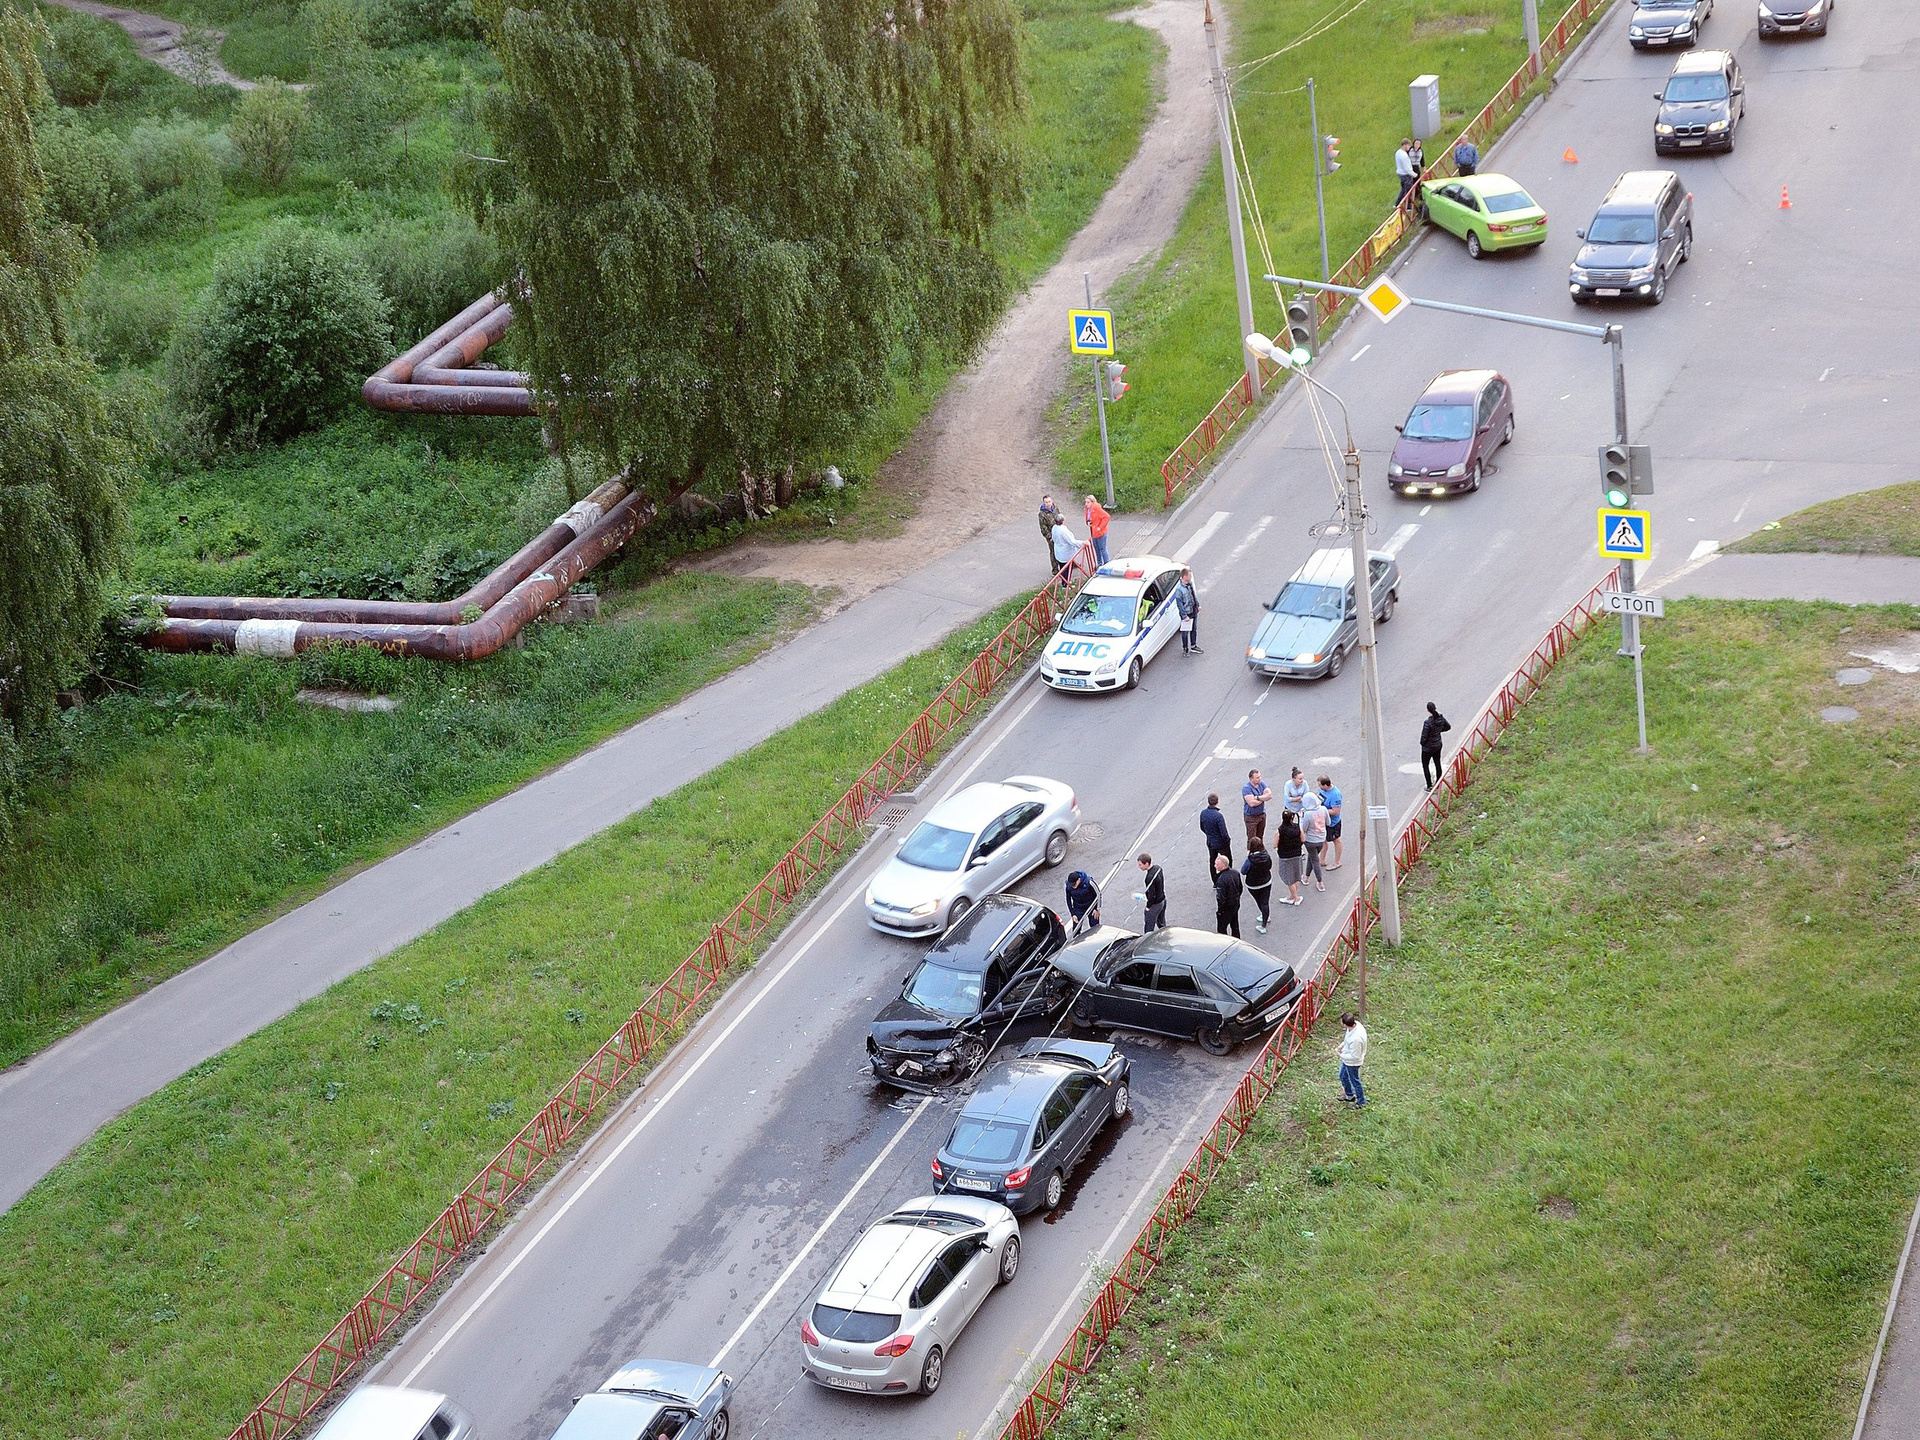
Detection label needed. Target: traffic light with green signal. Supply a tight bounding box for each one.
[1285,295,1315,363]
[1600,443,1631,508]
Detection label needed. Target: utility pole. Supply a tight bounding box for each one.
[1086,273,1115,509]
[1344,444,1401,954]
[1523,0,1542,73]
[1307,78,1331,285]
[1205,0,1262,403]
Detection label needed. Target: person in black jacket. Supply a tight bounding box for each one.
[1137,854,1167,932]
[1212,854,1243,938]
[1420,700,1452,789]
[1199,792,1233,880]
[1241,838,1274,934]
[1065,869,1101,936]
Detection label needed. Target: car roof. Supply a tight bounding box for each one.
[1600,170,1678,209]
[1416,368,1498,402]
[925,780,1046,831]
[599,1359,719,1404]
[925,894,1042,969]
[1285,548,1396,586]
[1670,48,1731,72]
[549,1392,667,1440]
[1082,555,1180,596]
[1459,173,1526,197]
[313,1387,449,1440]
[959,1059,1067,1125]
[824,1221,955,1307]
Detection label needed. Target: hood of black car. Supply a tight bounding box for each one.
[1575,241,1655,270]
[870,998,967,1050]
[1659,100,1727,124]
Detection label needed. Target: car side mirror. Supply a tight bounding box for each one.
[1732,86,1744,96]
[1392,423,1403,434]
[1661,227,1676,240]
[1654,91,1665,100]
[967,853,989,870]
[1574,227,1585,239]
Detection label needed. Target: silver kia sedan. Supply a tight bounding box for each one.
[864,777,1079,936]
[799,1195,1021,1396]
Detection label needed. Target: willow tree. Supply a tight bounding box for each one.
[474,0,1025,510]
[0,5,139,841]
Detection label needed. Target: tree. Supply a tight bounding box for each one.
[474,0,1025,512]
[0,7,141,842]
[227,77,308,188]
[304,0,393,182]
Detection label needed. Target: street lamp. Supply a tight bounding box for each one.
[1244,335,1403,1001]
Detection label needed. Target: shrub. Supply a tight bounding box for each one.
[169,219,392,443]
[78,276,181,367]
[356,212,497,343]
[226,78,307,187]
[38,10,121,106]
[35,120,136,234]
[304,0,393,180]
[365,0,482,44]
[118,118,225,236]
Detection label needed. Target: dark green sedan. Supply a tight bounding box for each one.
[1418,172,1549,258]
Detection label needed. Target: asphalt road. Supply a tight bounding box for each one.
[363,5,1920,1439]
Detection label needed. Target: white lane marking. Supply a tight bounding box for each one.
[1097,755,1215,893]
[1732,496,1751,524]
[1173,511,1230,565]
[1381,523,1420,558]
[708,1096,933,1368]
[1255,692,1267,705]
[1688,539,1720,562]
[1398,762,1421,775]
[1311,755,1343,766]
[1211,515,1274,584]
[1818,367,1832,382]
[1419,505,1433,516]
[941,682,1050,800]
[397,881,874,1385]
[1350,343,1371,363]
[1234,715,1249,730]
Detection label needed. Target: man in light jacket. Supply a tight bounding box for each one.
[1338,1011,1369,1107]
[1050,518,1082,578]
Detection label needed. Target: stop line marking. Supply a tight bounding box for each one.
[1173,510,1230,564]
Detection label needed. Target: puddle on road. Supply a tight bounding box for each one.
[1043,1109,1136,1225]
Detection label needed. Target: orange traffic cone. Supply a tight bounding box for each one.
[1779,185,1792,209]
[1563,147,1578,162]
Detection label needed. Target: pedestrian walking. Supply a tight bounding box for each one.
[1050,516,1082,578]
[1281,766,1309,816]
[1452,136,1479,176]
[1318,773,1344,870]
[1037,495,1060,570]
[1338,1011,1369,1107]
[1420,700,1451,789]
[1241,838,1274,934]
[1174,567,1202,653]
[1084,495,1111,567]
[1395,139,1418,204]
[1212,854,1243,938]
[1199,792,1233,878]
[1137,853,1167,932]
[1300,790,1328,891]
[1241,768,1272,844]
[1274,809,1305,906]
[1065,869,1101,936]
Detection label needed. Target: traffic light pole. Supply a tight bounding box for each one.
[1086,273,1115,508]
[1608,324,1650,752]
[1308,78,1331,285]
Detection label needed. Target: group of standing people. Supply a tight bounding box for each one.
[1038,493,1112,576]
[1395,134,1481,206]
[1198,768,1343,937]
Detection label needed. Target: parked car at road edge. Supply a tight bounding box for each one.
[1418,173,1548,258]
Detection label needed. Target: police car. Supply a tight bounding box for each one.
[1039,556,1187,693]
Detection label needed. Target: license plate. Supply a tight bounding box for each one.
[824,1375,868,1392]
[1647,35,1667,43]
[1596,288,1621,297]
[1056,676,1088,688]
[1680,138,1702,147]
[953,1175,993,1192]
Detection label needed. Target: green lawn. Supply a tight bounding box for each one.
[1728,480,1920,558]
[0,598,1026,1440]
[1058,0,1601,508]
[1053,598,1920,1440]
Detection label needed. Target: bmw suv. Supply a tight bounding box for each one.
[1654,49,1744,154]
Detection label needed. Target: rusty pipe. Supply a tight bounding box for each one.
[362,292,535,416]
[155,477,631,626]
[414,304,528,388]
[143,492,654,661]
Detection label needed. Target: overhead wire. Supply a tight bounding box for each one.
[1228,0,1378,82]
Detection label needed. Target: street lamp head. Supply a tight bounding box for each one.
[1244,332,1275,360]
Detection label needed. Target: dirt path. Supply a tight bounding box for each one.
[697,0,1219,607]
[42,0,267,90]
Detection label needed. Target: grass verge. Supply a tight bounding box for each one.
[1727,480,1920,558]
[0,596,1028,1440]
[1056,0,1595,509]
[1053,598,1920,1440]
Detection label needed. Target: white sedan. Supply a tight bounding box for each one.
[1038,555,1187,693]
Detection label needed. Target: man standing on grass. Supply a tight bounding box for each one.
[1395,139,1418,204]
[1338,1011,1368,1107]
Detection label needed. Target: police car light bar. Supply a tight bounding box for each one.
[1096,565,1147,579]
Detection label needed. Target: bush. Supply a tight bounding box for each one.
[78,276,181,367]
[356,212,497,343]
[365,0,482,44]
[35,120,136,234]
[38,10,121,106]
[226,78,307,188]
[304,0,393,180]
[117,119,226,237]
[168,219,392,443]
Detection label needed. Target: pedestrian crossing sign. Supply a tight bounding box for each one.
[1069,309,1114,355]
[1598,507,1652,560]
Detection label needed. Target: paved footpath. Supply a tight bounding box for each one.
[0,517,1150,1215]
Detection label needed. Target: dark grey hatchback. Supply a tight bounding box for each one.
[931,1039,1130,1214]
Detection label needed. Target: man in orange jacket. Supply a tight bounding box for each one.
[1084,495,1111,566]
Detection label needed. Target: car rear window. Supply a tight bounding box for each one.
[1210,949,1292,999]
[812,1305,900,1343]
[1482,189,1535,214]
[897,822,970,871]
[947,1116,1029,1163]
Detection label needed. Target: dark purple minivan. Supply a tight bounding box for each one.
[1388,369,1516,497]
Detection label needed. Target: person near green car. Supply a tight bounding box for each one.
[1417,172,1549,259]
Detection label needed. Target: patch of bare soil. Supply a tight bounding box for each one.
[41,0,273,90]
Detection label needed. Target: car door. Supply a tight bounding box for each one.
[1000,801,1047,879]
[1657,184,1683,273]
[1055,1072,1105,1169]
[1144,569,1181,660]
[1146,963,1227,1041]
[1470,381,1497,466]
[1340,582,1360,655]
[1094,959,1161,1030]
[1427,183,1467,237]
[969,809,1018,891]
[1367,556,1394,617]
[933,1233,996,1333]
[911,1245,963,1339]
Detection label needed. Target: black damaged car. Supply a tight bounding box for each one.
[867,895,1068,1091]
[1048,925,1304,1055]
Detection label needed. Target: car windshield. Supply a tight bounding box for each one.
[946,1117,1029,1163]
[1402,403,1474,442]
[1059,591,1138,637]
[1211,949,1289,1000]
[1270,582,1344,620]
[1482,189,1535,214]
[903,960,985,1017]
[1663,74,1727,102]
[896,822,971,871]
[813,1304,900,1342]
[1586,213,1657,244]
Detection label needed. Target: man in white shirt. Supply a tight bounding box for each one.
[1394,140,1418,205]
[1339,1011,1369,1107]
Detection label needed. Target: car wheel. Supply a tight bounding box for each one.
[1466,461,1482,493]
[1679,224,1693,263]
[1466,230,1483,260]
[710,1411,730,1440]
[1326,645,1345,679]
[1571,292,1591,307]
[1125,656,1143,691]
[1069,998,1095,1031]
[946,896,973,930]
[1197,1025,1234,1056]
[918,1346,944,1396]
[1649,269,1666,306]
[1111,1080,1131,1120]
[1042,1170,1066,1210]
[1379,589,1397,624]
[997,1235,1021,1286]
[1044,828,1070,867]
[1501,415,1515,446]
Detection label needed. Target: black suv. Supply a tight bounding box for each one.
[1654,49,1744,154]
[1569,170,1693,306]
[867,895,1068,1090]
[1630,0,1711,48]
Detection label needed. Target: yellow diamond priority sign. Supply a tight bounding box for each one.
[1359,277,1411,325]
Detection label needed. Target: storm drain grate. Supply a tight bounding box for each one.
[871,803,915,830]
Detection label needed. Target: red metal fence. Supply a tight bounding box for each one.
[1162,0,1609,506]
[993,565,1621,1440]
[227,545,1102,1440]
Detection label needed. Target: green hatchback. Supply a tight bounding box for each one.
[1418,173,1549,258]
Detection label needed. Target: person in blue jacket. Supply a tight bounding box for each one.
[1199,793,1233,881]
[1064,870,1101,936]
